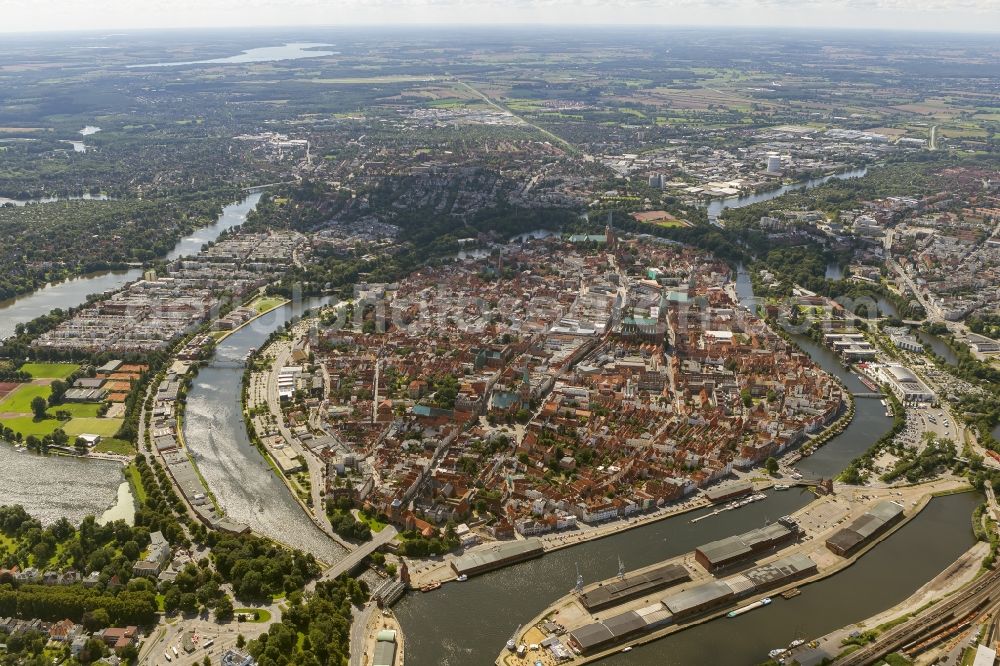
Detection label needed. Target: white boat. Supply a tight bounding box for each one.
[774,484,790,491]
[727,597,772,617]
[621,646,633,652]
[788,639,805,648]
[768,648,787,658]
[456,574,468,582]
[506,639,516,651]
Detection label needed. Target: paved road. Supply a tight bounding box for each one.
[314,525,399,586]
[349,603,377,666]
[259,332,352,551]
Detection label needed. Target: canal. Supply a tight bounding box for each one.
[394,262,975,666]
[0,192,262,341]
[182,296,347,563]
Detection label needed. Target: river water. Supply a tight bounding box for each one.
[707,168,868,223]
[166,191,261,260]
[182,296,347,563]
[394,261,976,666]
[0,192,262,341]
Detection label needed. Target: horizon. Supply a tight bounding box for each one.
[1,0,999,36]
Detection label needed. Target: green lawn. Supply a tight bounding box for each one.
[126,464,148,503]
[0,415,62,437]
[0,383,51,413]
[234,608,271,623]
[19,363,79,379]
[64,417,123,437]
[359,510,388,533]
[55,402,102,418]
[93,437,133,455]
[251,296,288,315]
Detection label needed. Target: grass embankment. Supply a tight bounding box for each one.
[251,296,288,315]
[125,463,149,504]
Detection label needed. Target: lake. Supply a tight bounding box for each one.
[0,445,134,526]
[0,193,109,207]
[129,43,335,68]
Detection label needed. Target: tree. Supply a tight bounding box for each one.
[215,596,234,622]
[48,380,67,406]
[236,633,246,649]
[163,586,182,614]
[82,608,110,632]
[765,457,780,476]
[30,395,47,420]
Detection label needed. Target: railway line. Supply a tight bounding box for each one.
[834,567,1000,665]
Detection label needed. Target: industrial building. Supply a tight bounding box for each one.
[826,501,905,557]
[568,605,673,654]
[703,480,753,503]
[373,630,397,666]
[450,538,543,578]
[579,563,690,611]
[824,333,877,361]
[722,552,817,595]
[662,580,735,619]
[878,364,935,403]
[695,522,798,571]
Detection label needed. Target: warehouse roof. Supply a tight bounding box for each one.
[662,580,734,615]
[450,538,543,575]
[602,611,646,638]
[373,639,396,666]
[579,563,690,610]
[704,480,752,502]
[740,553,816,588]
[697,523,793,567]
[569,622,615,651]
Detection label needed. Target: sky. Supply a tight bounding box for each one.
[2,0,999,34]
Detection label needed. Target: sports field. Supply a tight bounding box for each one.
[19,363,80,379]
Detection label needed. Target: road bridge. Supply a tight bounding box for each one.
[315,525,399,584]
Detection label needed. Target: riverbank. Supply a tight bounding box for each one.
[0,192,261,342]
[794,539,989,666]
[496,480,971,666]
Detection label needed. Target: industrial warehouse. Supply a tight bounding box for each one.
[579,563,691,611]
[567,552,818,654]
[826,501,905,557]
[694,517,800,571]
[449,539,544,578]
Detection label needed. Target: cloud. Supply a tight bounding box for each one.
[0,0,998,32]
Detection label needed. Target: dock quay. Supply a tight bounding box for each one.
[495,479,968,666]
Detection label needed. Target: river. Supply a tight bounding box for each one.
[0,192,262,341]
[182,296,347,563]
[394,261,976,666]
[707,168,868,224]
